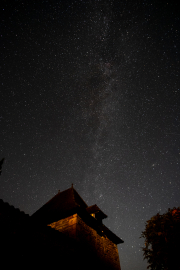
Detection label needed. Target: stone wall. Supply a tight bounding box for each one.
[77,214,121,270]
[48,213,77,239]
[48,214,121,270]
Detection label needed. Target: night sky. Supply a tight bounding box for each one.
[1,1,180,269]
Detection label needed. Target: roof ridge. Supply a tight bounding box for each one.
[71,184,77,207]
[72,186,88,208]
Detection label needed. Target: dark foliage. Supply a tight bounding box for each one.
[0,158,5,175]
[141,207,180,270]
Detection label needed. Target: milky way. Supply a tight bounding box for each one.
[1,1,180,269]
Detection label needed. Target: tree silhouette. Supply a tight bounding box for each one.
[0,158,5,175]
[141,207,180,270]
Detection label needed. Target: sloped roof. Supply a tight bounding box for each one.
[100,224,124,244]
[31,186,88,224]
[0,199,29,221]
[31,186,124,244]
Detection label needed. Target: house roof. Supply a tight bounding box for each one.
[0,198,29,221]
[31,185,124,244]
[31,185,88,224]
[100,224,124,244]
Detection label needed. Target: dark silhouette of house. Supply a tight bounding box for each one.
[0,185,123,269]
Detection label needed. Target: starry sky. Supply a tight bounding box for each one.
[0,1,180,269]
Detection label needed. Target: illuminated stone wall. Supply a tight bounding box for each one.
[48,214,121,270]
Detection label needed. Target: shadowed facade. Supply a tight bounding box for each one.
[32,185,123,270]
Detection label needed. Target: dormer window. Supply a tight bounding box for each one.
[87,205,107,224]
